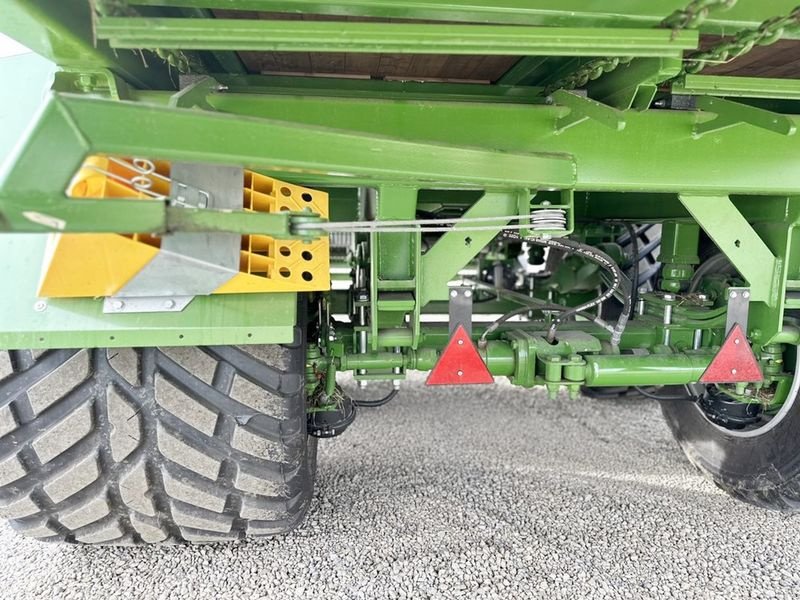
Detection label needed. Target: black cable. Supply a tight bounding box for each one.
[353,389,399,408]
[478,303,601,347]
[480,306,537,345]
[625,223,640,318]
[510,233,629,345]
[634,386,696,402]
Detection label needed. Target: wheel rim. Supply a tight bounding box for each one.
[695,349,800,438]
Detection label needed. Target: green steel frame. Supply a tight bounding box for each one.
[3,0,800,396]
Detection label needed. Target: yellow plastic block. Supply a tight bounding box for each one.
[39,155,330,298]
[38,234,159,298]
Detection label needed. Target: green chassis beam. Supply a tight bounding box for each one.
[202,92,800,194]
[204,75,548,105]
[0,235,298,350]
[0,93,575,233]
[674,75,800,100]
[128,0,800,39]
[3,0,173,90]
[95,18,698,56]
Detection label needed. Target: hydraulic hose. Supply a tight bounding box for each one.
[506,233,631,346]
[353,389,399,408]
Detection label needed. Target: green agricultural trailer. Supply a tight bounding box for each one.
[3,0,800,544]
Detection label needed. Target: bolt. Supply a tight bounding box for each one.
[112,300,124,310]
[457,339,464,346]
[734,338,741,345]
[464,290,473,298]
[457,370,464,377]
[743,291,751,299]
[450,290,458,298]
[731,368,738,375]
[164,299,176,309]
[730,291,738,299]
[697,294,708,302]
[33,300,47,312]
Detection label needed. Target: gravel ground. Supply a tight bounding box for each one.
[1,375,799,600]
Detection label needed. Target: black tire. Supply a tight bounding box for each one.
[661,380,800,512]
[0,340,316,544]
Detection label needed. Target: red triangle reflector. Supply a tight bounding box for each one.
[427,325,494,386]
[700,324,764,384]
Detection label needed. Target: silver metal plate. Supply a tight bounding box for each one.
[725,286,751,335]
[449,286,474,337]
[106,163,243,313]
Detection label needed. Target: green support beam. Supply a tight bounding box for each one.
[128,0,800,39]
[678,194,781,306]
[209,74,547,104]
[0,93,576,233]
[674,75,800,100]
[202,92,800,195]
[95,17,698,57]
[420,191,518,306]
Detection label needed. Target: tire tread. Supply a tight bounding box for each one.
[0,342,315,544]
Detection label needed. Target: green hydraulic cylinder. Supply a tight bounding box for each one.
[338,341,516,376]
[584,353,713,387]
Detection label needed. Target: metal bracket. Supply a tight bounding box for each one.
[52,68,131,100]
[694,96,797,138]
[726,287,751,335]
[552,90,627,134]
[678,194,780,306]
[588,57,683,110]
[169,76,222,110]
[448,286,474,337]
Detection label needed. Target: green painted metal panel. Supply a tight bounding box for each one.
[0,235,297,350]
[205,93,800,195]
[95,17,698,56]
[129,1,800,39]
